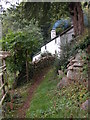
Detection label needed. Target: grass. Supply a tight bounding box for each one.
[26,68,89,118]
[26,68,59,118]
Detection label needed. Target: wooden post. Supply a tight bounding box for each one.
[3,59,8,92]
[0,51,10,118]
[1,75,5,96]
[0,60,6,118]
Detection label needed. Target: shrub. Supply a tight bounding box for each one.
[16,56,55,86]
[54,35,90,72]
[41,51,52,58]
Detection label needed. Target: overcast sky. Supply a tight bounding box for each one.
[0,0,22,10]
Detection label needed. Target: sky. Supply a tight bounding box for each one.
[0,0,22,11]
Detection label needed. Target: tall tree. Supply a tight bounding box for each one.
[2,22,43,87]
[22,2,69,43]
[69,2,84,35]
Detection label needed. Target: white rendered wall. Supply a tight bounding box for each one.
[32,27,74,62]
[41,46,47,53]
[32,53,41,62]
[60,28,74,43]
[51,29,56,39]
[41,29,61,55]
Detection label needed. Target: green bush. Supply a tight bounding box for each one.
[55,35,90,72]
[41,51,52,58]
[16,56,55,86]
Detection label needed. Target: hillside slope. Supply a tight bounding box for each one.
[5,67,51,118]
[26,68,88,118]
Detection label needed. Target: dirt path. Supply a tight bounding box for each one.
[18,68,50,118]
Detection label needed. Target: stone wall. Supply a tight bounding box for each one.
[67,51,87,81]
[57,51,88,89]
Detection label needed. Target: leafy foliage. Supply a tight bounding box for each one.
[2,22,43,73]
[55,30,90,72]
[22,2,70,43]
[41,51,52,58]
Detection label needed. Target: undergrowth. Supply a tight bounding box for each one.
[54,28,90,72]
[26,68,89,118]
[5,82,31,118]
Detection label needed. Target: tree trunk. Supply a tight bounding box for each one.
[12,47,17,89]
[69,2,84,36]
[26,50,29,82]
[77,2,84,35]
[12,72,17,89]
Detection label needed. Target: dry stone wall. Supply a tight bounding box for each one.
[67,51,87,81]
[57,51,88,89]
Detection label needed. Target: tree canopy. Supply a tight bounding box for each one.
[2,21,43,73]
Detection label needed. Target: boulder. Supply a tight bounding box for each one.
[73,62,83,67]
[57,77,72,89]
[68,56,75,62]
[67,68,82,80]
[67,52,85,81]
[58,70,64,76]
[81,99,89,110]
[71,59,78,63]
[75,53,82,60]
[67,65,73,70]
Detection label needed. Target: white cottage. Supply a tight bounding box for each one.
[32,26,74,62]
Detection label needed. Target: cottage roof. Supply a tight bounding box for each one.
[52,19,71,30]
[45,25,73,46]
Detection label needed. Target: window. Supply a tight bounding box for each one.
[45,45,47,50]
[55,39,57,44]
[72,34,75,38]
[55,50,57,54]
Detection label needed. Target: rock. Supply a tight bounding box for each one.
[67,65,73,70]
[75,53,82,60]
[71,59,78,62]
[81,99,89,110]
[67,68,82,80]
[67,52,85,81]
[73,67,83,71]
[68,57,75,62]
[58,70,64,76]
[73,62,83,67]
[67,62,73,68]
[57,77,71,89]
[67,59,78,68]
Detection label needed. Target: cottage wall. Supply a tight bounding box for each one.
[60,27,74,43]
[41,38,60,55]
[32,52,41,62]
[32,27,74,62]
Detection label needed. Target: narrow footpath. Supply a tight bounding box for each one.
[18,67,50,118]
